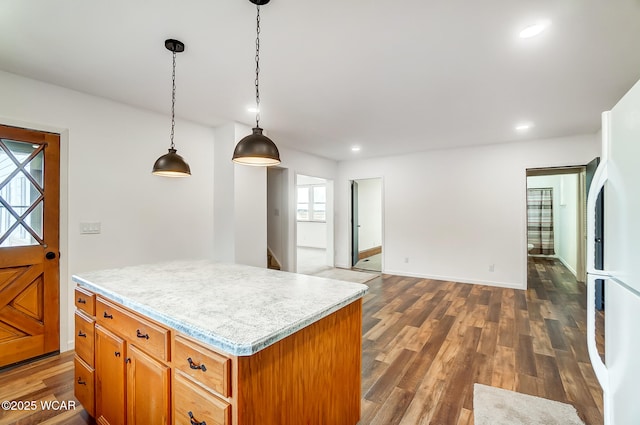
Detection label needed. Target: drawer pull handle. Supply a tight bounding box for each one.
[136,329,150,339]
[103,312,113,319]
[115,351,121,357]
[78,330,87,338]
[187,357,207,372]
[77,377,86,385]
[77,298,86,304]
[188,411,206,425]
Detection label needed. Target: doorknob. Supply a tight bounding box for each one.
[45,251,56,260]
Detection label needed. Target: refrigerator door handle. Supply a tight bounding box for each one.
[586,274,610,390]
[586,160,608,274]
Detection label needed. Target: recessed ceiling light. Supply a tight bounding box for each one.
[351,146,361,152]
[519,20,551,38]
[515,123,534,131]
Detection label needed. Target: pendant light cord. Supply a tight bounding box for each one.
[254,4,261,128]
[170,49,177,150]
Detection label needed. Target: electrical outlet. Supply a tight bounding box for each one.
[404,257,409,263]
[489,264,495,272]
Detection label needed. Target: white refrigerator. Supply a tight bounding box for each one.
[587,78,640,425]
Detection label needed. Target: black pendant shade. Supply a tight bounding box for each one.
[233,0,281,166]
[232,128,281,166]
[152,148,191,177]
[153,38,191,177]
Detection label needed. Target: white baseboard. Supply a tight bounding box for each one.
[382,268,525,290]
[558,256,577,277]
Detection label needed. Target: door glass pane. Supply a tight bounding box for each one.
[0,139,44,247]
[29,149,44,188]
[0,223,38,247]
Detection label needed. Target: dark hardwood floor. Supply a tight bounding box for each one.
[0,257,603,425]
[0,351,94,425]
[359,256,604,425]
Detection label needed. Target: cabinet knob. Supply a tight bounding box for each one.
[103,312,113,319]
[77,298,86,304]
[114,351,121,357]
[136,329,150,340]
[77,377,86,385]
[187,357,207,372]
[78,330,87,338]
[188,411,206,425]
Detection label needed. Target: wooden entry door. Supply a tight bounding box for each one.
[0,124,60,368]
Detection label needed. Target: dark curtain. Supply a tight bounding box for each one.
[527,188,555,255]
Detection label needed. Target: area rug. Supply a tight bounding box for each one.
[473,383,585,425]
[312,267,378,284]
[354,253,382,272]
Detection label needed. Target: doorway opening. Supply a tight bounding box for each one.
[351,178,382,273]
[267,167,288,271]
[295,174,334,275]
[526,166,586,283]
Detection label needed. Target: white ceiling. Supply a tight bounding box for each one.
[2,0,640,161]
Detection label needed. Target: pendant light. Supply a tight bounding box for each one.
[232,0,281,166]
[153,39,191,177]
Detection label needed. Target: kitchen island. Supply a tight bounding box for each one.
[72,260,368,425]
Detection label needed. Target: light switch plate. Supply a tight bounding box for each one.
[80,222,101,234]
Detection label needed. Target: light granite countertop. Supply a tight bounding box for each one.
[72,260,368,356]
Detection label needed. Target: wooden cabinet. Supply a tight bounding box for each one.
[73,289,96,418]
[75,291,172,425]
[173,334,232,425]
[127,345,170,425]
[95,325,126,425]
[75,286,362,425]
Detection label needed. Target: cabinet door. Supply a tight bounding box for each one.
[95,325,126,425]
[127,345,170,425]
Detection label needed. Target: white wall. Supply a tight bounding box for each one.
[297,221,326,248]
[527,174,579,275]
[336,134,599,289]
[213,123,236,262]
[0,70,216,353]
[234,163,267,267]
[356,178,382,251]
[559,174,579,274]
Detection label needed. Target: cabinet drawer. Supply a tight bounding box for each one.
[174,372,230,425]
[174,335,231,397]
[75,287,95,316]
[74,310,95,366]
[74,355,95,417]
[96,298,170,361]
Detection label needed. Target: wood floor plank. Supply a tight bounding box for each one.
[516,334,538,377]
